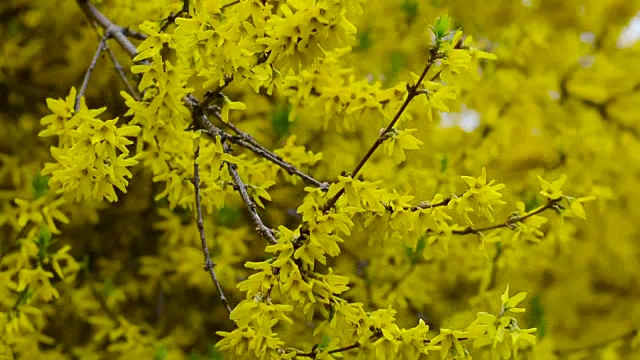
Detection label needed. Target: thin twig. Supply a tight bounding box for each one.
[220,0,241,11]
[11,286,30,311]
[194,146,233,314]
[121,27,147,40]
[206,110,328,190]
[80,1,278,246]
[103,42,140,101]
[78,1,325,192]
[75,36,107,112]
[188,99,279,245]
[160,0,190,32]
[405,196,453,212]
[225,155,279,245]
[296,339,367,358]
[76,0,138,58]
[451,198,561,236]
[321,49,441,212]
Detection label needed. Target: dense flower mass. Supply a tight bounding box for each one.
[1,0,639,359]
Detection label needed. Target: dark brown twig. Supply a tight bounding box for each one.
[296,341,361,358]
[188,98,279,245]
[220,0,241,11]
[321,49,441,212]
[207,110,328,190]
[77,0,324,192]
[160,0,190,32]
[194,146,233,314]
[451,198,561,236]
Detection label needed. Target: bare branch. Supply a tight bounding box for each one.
[194,146,233,314]
[321,49,442,212]
[121,27,147,40]
[79,0,325,191]
[160,0,190,32]
[187,97,279,245]
[103,42,140,101]
[76,0,138,58]
[75,36,107,112]
[451,198,562,236]
[225,152,279,245]
[206,110,328,190]
[220,0,241,11]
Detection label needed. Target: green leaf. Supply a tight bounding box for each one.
[529,295,547,339]
[35,227,52,261]
[438,153,449,173]
[154,345,168,360]
[271,102,292,138]
[31,169,50,199]
[404,235,426,264]
[400,1,418,25]
[207,343,225,360]
[385,50,406,86]
[432,14,451,40]
[524,194,540,212]
[357,27,373,51]
[414,235,427,263]
[102,277,116,297]
[216,206,242,227]
[318,334,332,350]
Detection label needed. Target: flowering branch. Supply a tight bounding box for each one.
[188,98,279,245]
[159,0,190,32]
[451,198,562,236]
[205,108,328,189]
[76,0,302,245]
[321,49,441,212]
[193,146,233,314]
[79,0,325,190]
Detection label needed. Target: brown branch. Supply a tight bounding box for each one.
[206,109,328,190]
[224,147,279,245]
[187,97,279,245]
[78,0,324,193]
[121,27,147,40]
[296,341,361,358]
[76,0,138,58]
[451,198,562,236]
[220,0,241,11]
[75,36,107,112]
[193,146,233,314]
[321,49,441,212]
[159,0,190,32]
[103,42,140,101]
[78,0,286,246]
[406,196,453,212]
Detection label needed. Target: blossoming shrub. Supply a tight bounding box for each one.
[1,0,640,359]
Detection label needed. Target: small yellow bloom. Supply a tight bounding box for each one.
[537,174,567,200]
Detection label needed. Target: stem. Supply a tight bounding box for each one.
[321,48,439,212]
[194,146,234,314]
[452,198,561,236]
[76,36,107,112]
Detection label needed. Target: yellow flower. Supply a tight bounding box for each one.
[500,285,528,314]
[384,128,424,164]
[537,174,567,200]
